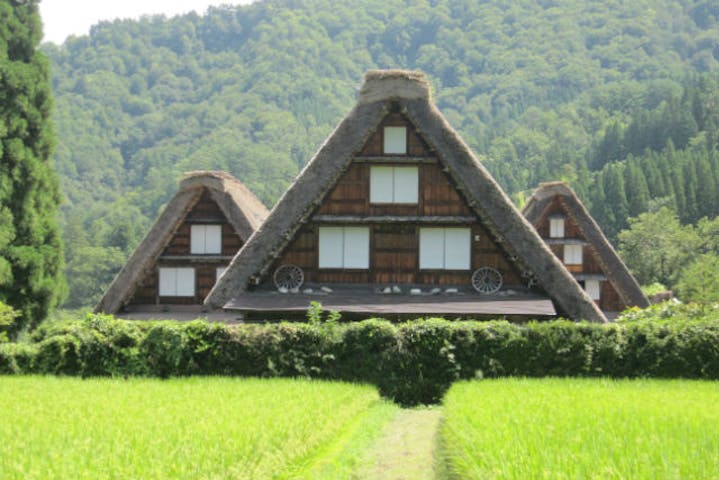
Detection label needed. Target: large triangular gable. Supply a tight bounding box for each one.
[96,171,269,314]
[523,181,649,310]
[206,70,606,322]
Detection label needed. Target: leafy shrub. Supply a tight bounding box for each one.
[0,302,18,342]
[34,334,82,375]
[2,313,719,405]
[139,323,192,377]
[0,342,38,374]
[383,319,461,404]
[617,300,718,322]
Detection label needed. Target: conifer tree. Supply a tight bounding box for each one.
[0,0,64,335]
[624,156,650,216]
[695,153,717,220]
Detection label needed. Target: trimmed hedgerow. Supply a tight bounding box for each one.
[3,312,719,405]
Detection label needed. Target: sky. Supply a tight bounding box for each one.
[39,0,256,44]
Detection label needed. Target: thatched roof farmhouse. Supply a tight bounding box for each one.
[523,181,649,315]
[96,171,269,314]
[206,70,606,322]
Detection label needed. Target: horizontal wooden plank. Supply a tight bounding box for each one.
[353,156,438,164]
[312,215,476,223]
[158,255,233,262]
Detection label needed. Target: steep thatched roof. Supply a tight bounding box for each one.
[523,181,650,309]
[96,171,269,314]
[206,70,607,323]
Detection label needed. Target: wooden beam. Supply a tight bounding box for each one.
[312,215,476,224]
[184,216,227,224]
[353,156,438,164]
[544,238,589,246]
[158,255,234,262]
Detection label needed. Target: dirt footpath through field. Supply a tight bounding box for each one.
[359,408,442,480]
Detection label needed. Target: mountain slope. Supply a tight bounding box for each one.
[42,0,719,307]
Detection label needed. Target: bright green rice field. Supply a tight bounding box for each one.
[0,376,397,480]
[439,378,719,480]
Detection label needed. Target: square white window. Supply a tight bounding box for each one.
[190,225,222,254]
[370,166,418,204]
[549,218,565,238]
[563,244,583,265]
[216,266,226,282]
[383,126,407,154]
[318,226,369,269]
[159,267,195,297]
[419,227,471,270]
[585,280,601,301]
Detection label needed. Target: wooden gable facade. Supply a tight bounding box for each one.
[265,111,526,292]
[207,70,606,323]
[128,189,243,306]
[96,171,269,315]
[523,182,649,314]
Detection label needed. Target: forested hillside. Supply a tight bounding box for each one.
[42,0,719,307]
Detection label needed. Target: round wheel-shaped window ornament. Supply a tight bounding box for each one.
[471,267,503,294]
[273,264,304,290]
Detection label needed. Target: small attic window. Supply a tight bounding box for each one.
[563,244,583,265]
[549,217,565,238]
[191,225,222,254]
[216,266,226,282]
[585,280,601,301]
[383,126,407,154]
[370,166,418,203]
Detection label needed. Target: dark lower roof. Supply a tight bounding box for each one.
[225,287,555,317]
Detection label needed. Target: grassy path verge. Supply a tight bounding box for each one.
[357,408,442,480]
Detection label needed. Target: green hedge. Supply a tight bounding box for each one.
[2,313,719,405]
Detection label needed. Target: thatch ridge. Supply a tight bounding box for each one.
[523,181,649,310]
[96,171,268,314]
[358,69,431,104]
[206,71,606,323]
[181,171,270,237]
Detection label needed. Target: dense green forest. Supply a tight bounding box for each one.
[41,0,719,308]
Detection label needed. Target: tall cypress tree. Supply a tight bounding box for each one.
[0,0,64,335]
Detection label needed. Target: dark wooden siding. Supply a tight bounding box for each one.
[318,163,472,217]
[128,188,243,306]
[271,222,525,288]
[601,281,625,311]
[372,225,417,284]
[583,245,604,274]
